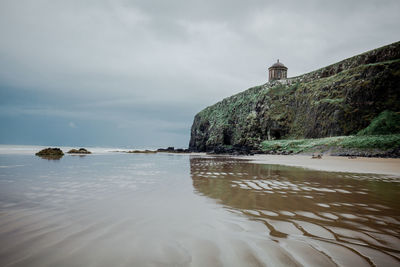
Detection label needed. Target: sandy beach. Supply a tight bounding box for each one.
[1,151,400,266]
[238,154,400,176]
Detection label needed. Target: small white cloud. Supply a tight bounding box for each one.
[68,122,77,128]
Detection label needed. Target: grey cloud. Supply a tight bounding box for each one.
[0,0,399,147]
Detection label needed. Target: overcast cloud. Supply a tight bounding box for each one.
[0,0,399,148]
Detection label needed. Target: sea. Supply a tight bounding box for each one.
[0,145,399,266]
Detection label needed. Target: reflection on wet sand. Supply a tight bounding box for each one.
[190,157,400,266]
[1,154,399,266]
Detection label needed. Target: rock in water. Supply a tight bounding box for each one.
[126,150,157,154]
[67,148,92,154]
[35,148,64,160]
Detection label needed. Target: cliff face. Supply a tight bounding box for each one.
[189,41,400,152]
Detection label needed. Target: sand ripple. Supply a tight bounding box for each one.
[0,154,399,266]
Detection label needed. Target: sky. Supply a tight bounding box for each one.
[0,0,399,148]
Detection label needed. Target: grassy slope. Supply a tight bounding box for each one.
[261,111,400,154]
[357,110,400,135]
[261,134,400,154]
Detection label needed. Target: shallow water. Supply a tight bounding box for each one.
[0,153,399,266]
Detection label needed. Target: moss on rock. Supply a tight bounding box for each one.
[36,148,64,160]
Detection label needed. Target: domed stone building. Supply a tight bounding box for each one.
[268,59,287,81]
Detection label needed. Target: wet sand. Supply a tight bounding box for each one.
[0,152,399,266]
[191,157,400,266]
[239,155,400,176]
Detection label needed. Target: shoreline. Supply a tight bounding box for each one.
[236,154,400,176]
[1,144,399,176]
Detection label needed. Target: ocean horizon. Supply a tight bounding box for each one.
[0,144,163,155]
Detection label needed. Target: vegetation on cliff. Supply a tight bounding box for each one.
[261,134,400,156]
[260,110,400,156]
[357,110,400,136]
[189,41,400,155]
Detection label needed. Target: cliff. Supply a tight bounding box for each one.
[189,41,400,152]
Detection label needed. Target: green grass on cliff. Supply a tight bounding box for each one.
[357,110,400,135]
[339,134,400,149]
[190,41,400,151]
[261,134,400,153]
[261,110,400,153]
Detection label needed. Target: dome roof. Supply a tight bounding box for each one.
[269,59,287,69]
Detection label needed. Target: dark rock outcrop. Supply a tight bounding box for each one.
[157,147,190,153]
[36,148,64,160]
[67,148,92,154]
[189,41,400,152]
[126,150,157,154]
